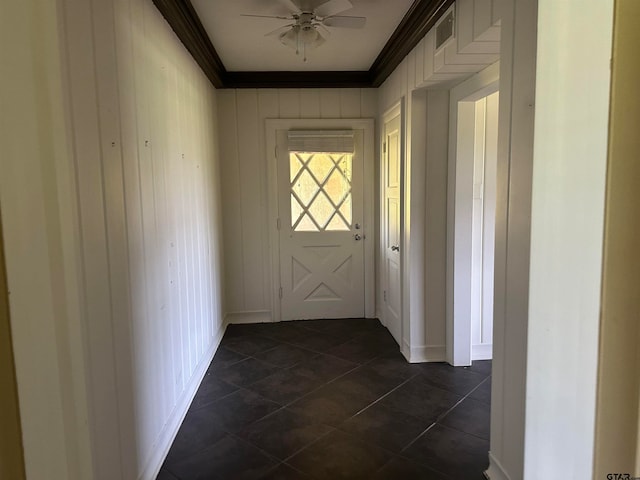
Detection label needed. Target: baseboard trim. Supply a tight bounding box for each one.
[472,343,493,360]
[485,451,511,480]
[402,341,447,363]
[224,310,272,325]
[139,322,226,480]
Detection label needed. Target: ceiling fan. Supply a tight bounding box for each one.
[241,0,366,61]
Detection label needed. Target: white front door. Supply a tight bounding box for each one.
[277,130,365,320]
[382,111,402,343]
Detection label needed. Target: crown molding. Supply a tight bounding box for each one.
[224,71,372,89]
[369,0,454,87]
[152,0,450,89]
[151,0,226,87]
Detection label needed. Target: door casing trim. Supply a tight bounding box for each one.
[266,118,376,322]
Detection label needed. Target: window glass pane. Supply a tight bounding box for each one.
[291,196,304,228]
[307,154,335,184]
[339,194,352,225]
[324,168,350,206]
[292,169,319,206]
[307,191,334,229]
[325,213,350,231]
[295,213,318,232]
[290,154,305,182]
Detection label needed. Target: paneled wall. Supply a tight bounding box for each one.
[217,89,377,321]
[60,0,224,478]
[376,0,501,362]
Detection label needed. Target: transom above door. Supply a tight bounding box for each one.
[266,119,375,322]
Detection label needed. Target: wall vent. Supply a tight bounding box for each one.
[435,9,455,50]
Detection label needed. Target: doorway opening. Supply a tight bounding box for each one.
[447,64,500,366]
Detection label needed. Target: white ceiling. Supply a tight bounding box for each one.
[191,0,414,72]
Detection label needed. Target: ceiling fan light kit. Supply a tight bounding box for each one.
[242,0,366,61]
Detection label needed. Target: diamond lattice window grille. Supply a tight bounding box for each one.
[290,152,352,232]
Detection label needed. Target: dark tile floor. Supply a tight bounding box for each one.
[158,319,491,480]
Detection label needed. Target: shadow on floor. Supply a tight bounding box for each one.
[158,318,491,480]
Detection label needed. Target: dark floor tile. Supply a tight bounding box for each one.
[289,331,347,353]
[215,357,281,388]
[190,373,238,409]
[288,382,376,427]
[326,336,392,364]
[418,362,487,395]
[253,343,316,368]
[338,403,431,453]
[261,463,313,480]
[364,350,422,381]
[288,353,357,382]
[207,346,248,372]
[439,397,491,440]
[206,389,281,432]
[373,457,450,480]
[239,408,333,460]
[380,376,462,422]
[469,377,491,405]
[258,322,311,343]
[288,429,394,480]
[298,318,382,339]
[246,367,326,405]
[164,406,228,466]
[225,323,265,338]
[468,359,492,377]
[403,424,489,479]
[169,434,277,480]
[222,335,281,356]
[359,328,401,350]
[332,365,406,399]
[155,467,179,480]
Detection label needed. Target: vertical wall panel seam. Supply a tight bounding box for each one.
[58,2,97,475]
[87,0,125,475]
[233,92,247,309]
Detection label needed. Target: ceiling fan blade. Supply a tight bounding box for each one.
[322,15,366,28]
[241,14,293,20]
[313,0,353,17]
[277,0,303,14]
[264,24,296,37]
[314,22,332,38]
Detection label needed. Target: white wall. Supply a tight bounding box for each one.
[524,1,613,478]
[3,4,224,478]
[376,0,501,362]
[487,0,537,477]
[217,88,377,322]
[0,1,93,478]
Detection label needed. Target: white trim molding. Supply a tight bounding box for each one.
[265,118,376,322]
[485,451,511,480]
[142,324,225,480]
[224,311,273,325]
[402,341,446,363]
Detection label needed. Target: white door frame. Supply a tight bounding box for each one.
[446,62,500,366]
[266,118,375,322]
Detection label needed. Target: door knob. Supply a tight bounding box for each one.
[354,234,362,241]
[391,245,399,252]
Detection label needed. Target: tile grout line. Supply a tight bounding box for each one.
[397,374,493,455]
[349,371,421,418]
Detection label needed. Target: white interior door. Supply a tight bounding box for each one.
[277,130,365,320]
[383,112,402,344]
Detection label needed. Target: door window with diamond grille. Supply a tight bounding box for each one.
[289,152,353,232]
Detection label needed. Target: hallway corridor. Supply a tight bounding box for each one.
[158,319,491,479]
